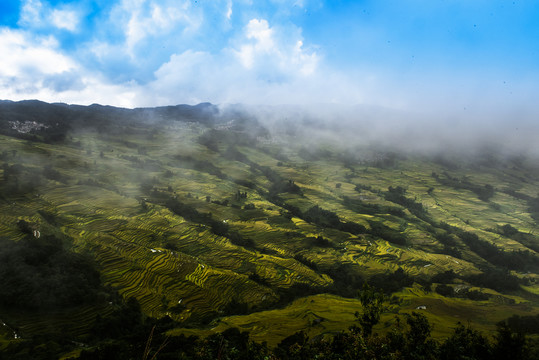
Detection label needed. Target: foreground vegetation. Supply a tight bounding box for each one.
[1,100,539,358]
[2,286,536,359]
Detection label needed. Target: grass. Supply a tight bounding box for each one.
[169,293,364,347]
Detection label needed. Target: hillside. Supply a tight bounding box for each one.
[1,100,539,358]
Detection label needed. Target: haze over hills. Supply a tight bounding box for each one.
[1,100,539,358]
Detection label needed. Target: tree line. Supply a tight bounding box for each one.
[4,287,535,360]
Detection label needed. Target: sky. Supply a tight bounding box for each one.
[0,0,538,119]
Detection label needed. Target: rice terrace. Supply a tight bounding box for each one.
[1,100,539,359]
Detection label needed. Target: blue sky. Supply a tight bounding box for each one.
[0,0,538,118]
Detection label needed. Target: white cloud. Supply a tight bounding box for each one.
[139,18,358,107]
[0,28,137,107]
[292,40,317,75]
[236,19,275,68]
[19,0,82,32]
[62,0,206,83]
[111,0,201,56]
[234,18,318,77]
[4,3,357,108]
[146,50,218,104]
[226,0,233,20]
[0,29,74,77]
[19,0,44,27]
[51,8,79,31]
[245,19,274,48]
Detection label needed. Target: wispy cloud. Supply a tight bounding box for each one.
[19,0,82,32]
[115,0,201,57]
[50,8,79,32]
[18,0,44,28]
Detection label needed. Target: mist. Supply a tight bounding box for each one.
[217,100,539,161]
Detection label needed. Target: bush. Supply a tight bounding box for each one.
[309,236,332,248]
[368,220,407,245]
[16,219,32,234]
[431,270,457,284]
[435,284,454,297]
[304,205,341,228]
[464,268,521,292]
[325,263,364,297]
[465,290,489,301]
[369,268,413,295]
[459,230,539,272]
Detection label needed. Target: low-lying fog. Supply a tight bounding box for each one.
[220,103,539,159]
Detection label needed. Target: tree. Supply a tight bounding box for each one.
[439,323,492,360]
[404,312,438,359]
[356,283,386,336]
[16,219,32,234]
[493,323,529,360]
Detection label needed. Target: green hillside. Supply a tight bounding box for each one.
[1,100,539,358]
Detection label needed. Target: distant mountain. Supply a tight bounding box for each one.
[0,100,222,143]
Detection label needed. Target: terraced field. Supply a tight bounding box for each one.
[1,101,539,355]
